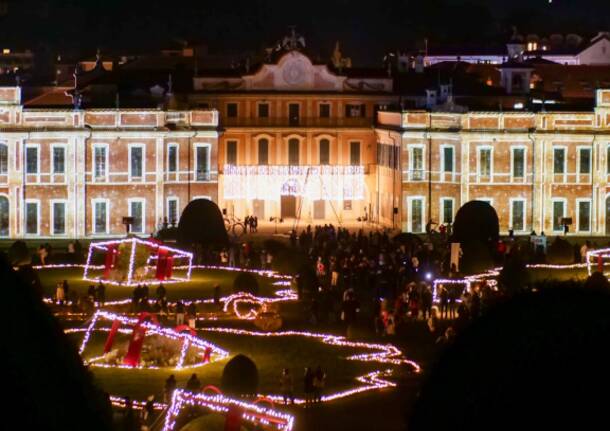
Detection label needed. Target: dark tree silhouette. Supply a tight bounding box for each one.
[0,254,112,431]
[459,240,494,274]
[498,251,529,295]
[584,271,610,290]
[221,354,259,396]
[8,239,30,266]
[409,288,610,430]
[546,237,574,264]
[177,199,229,247]
[451,200,499,244]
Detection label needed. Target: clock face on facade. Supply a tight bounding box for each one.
[282,60,306,85]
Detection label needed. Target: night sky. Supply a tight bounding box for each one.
[3,0,610,65]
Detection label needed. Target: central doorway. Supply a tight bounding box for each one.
[281,195,297,218]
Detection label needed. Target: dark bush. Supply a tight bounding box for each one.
[177,199,228,248]
[233,272,259,295]
[8,240,30,266]
[498,252,529,295]
[460,240,494,274]
[221,354,259,396]
[451,201,500,245]
[157,227,178,241]
[584,272,610,290]
[546,237,574,265]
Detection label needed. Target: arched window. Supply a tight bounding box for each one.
[319,139,330,165]
[0,143,7,174]
[258,138,269,165]
[288,139,300,165]
[0,196,8,236]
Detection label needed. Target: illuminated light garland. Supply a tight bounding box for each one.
[586,248,610,276]
[222,164,365,201]
[163,389,295,431]
[109,395,167,411]
[76,311,228,369]
[82,238,193,287]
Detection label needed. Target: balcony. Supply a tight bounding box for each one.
[220,117,373,129]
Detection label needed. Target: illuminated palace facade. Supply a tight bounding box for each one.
[376,89,610,235]
[3,56,610,238]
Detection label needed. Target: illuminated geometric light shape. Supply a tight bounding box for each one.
[75,310,229,369]
[163,389,294,431]
[223,164,365,201]
[83,237,193,286]
[586,247,610,276]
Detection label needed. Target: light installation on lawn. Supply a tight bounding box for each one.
[75,310,228,369]
[82,237,193,286]
[163,389,295,431]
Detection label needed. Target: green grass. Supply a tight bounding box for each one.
[37,267,281,301]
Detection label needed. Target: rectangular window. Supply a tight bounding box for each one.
[578,200,591,232]
[345,104,365,118]
[257,103,269,118]
[478,148,492,176]
[578,147,591,174]
[195,146,210,180]
[258,139,269,165]
[94,146,107,180]
[26,146,38,174]
[607,146,610,174]
[319,139,330,165]
[319,103,331,118]
[167,144,178,173]
[52,201,66,235]
[441,198,454,224]
[349,141,360,165]
[52,146,65,174]
[288,139,300,165]
[410,198,424,233]
[129,200,144,233]
[553,148,566,174]
[511,200,525,232]
[25,201,38,235]
[226,141,237,165]
[512,147,525,179]
[442,146,454,173]
[167,197,179,226]
[0,143,7,174]
[93,200,108,234]
[552,200,565,232]
[411,146,424,180]
[227,103,238,118]
[343,200,352,211]
[129,145,144,179]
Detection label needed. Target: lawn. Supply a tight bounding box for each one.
[36,267,282,302]
[68,328,409,403]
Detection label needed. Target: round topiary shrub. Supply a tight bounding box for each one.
[177,199,228,248]
[584,272,610,290]
[451,201,500,245]
[221,354,259,396]
[233,272,259,295]
[546,237,574,265]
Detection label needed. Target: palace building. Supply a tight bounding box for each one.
[2,32,610,238]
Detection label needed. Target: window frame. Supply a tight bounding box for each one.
[167,143,179,180]
[194,143,212,181]
[349,141,361,166]
[440,144,455,176]
[226,140,238,166]
[407,196,425,233]
[128,143,146,182]
[551,197,567,233]
[0,142,7,175]
[257,138,269,166]
[226,103,238,118]
[128,198,146,234]
[408,144,425,181]
[50,143,67,175]
[50,199,68,236]
[510,145,527,181]
[24,198,40,236]
[553,146,567,178]
[576,198,592,233]
[25,144,40,176]
[92,198,110,235]
[319,138,330,165]
[166,197,179,226]
[477,145,493,180]
[257,102,270,118]
[440,197,455,225]
[92,143,109,183]
[509,198,527,233]
[577,145,592,176]
[0,193,9,237]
